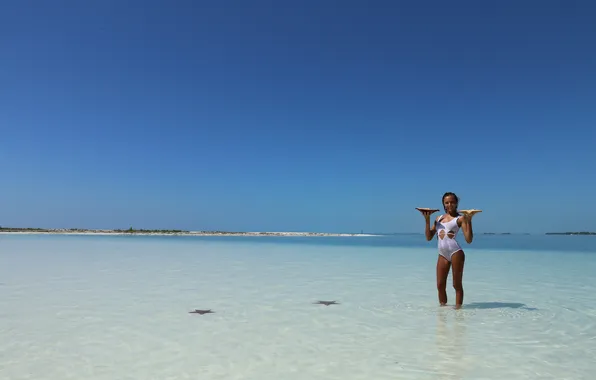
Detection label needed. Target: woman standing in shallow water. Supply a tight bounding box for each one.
[418,192,475,309]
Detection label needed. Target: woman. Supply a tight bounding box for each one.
[418,192,474,309]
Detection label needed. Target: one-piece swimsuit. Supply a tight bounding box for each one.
[436,214,462,262]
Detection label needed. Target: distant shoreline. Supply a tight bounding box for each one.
[0,228,380,237]
[545,232,596,236]
[1,228,593,237]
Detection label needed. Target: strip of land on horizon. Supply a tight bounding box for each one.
[0,227,380,237]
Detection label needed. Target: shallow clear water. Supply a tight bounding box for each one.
[0,234,594,379]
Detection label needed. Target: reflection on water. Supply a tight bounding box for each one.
[435,308,469,379]
[463,302,538,310]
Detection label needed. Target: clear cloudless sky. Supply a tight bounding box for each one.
[1,0,595,234]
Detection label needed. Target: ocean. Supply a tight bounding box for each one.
[0,233,594,379]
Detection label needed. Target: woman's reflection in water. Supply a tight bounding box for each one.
[435,308,469,379]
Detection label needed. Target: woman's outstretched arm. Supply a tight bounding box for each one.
[460,214,474,243]
[425,214,437,241]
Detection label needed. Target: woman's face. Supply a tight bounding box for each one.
[443,195,458,213]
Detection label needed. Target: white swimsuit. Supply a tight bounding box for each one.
[436,214,463,261]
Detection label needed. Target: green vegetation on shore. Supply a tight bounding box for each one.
[545,231,596,235]
[0,226,369,236]
[114,227,187,234]
[0,226,187,234]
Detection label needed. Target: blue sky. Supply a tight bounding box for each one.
[1,0,595,234]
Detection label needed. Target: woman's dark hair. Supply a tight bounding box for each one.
[442,192,459,205]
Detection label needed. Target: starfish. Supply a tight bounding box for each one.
[459,209,482,218]
[415,207,440,214]
[313,300,340,306]
[189,309,214,315]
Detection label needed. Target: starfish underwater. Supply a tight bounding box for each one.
[313,300,340,306]
[189,309,214,315]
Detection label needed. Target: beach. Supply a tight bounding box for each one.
[1,234,594,379]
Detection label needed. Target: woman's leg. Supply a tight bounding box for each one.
[436,255,451,306]
[451,250,466,309]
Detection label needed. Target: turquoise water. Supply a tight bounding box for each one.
[0,233,595,379]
